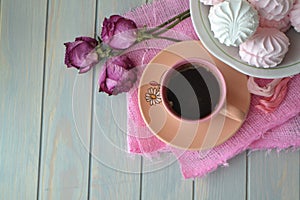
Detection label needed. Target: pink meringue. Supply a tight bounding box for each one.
[247,77,283,97]
[248,0,295,21]
[200,0,224,5]
[239,27,290,68]
[259,15,291,32]
[256,77,291,113]
[290,0,300,32]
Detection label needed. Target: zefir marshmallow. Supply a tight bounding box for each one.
[208,0,259,47]
[239,27,290,68]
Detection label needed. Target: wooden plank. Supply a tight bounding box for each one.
[120,0,193,199]
[89,91,142,200]
[95,0,147,32]
[248,151,300,200]
[88,1,144,199]
[195,152,247,200]
[38,0,95,199]
[142,154,193,200]
[145,0,153,4]
[0,0,47,199]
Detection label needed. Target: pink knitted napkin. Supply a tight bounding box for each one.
[124,0,300,178]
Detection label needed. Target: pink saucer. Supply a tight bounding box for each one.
[138,41,250,150]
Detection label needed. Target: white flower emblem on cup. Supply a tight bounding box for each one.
[145,87,162,106]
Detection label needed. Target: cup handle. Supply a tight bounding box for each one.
[219,104,245,122]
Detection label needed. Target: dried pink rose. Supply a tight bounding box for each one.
[64,37,99,73]
[101,15,138,49]
[98,55,136,95]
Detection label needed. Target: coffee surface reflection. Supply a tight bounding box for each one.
[162,63,221,120]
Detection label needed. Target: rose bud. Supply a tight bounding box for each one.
[98,55,137,95]
[101,15,138,50]
[64,37,99,73]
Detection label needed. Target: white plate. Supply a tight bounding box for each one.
[190,0,300,78]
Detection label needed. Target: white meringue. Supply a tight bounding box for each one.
[200,0,224,5]
[208,0,259,47]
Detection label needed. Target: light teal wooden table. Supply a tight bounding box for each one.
[0,0,299,199]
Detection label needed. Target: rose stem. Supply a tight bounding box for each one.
[146,9,190,34]
[153,36,181,42]
[151,12,190,36]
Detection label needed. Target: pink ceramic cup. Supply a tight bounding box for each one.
[160,58,244,123]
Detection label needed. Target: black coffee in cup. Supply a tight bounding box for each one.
[162,62,221,120]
